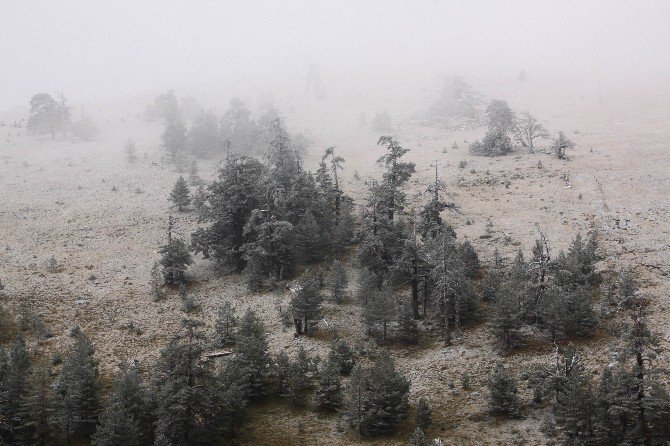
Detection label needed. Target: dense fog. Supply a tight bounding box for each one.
[3,0,670,108]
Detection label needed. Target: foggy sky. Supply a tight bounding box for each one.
[2,0,669,109]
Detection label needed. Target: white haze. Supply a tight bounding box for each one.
[1,0,670,108]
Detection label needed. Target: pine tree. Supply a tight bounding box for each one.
[105,364,152,444]
[57,328,100,441]
[409,427,427,446]
[487,363,521,417]
[295,210,323,263]
[241,210,296,286]
[124,137,137,163]
[287,346,313,407]
[329,260,348,303]
[186,110,221,158]
[397,300,419,344]
[154,320,218,446]
[315,359,342,411]
[161,115,187,166]
[363,285,396,342]
[170,176,191,211]
[290,273,323,336]
[214,301,237,346]
[491,284,524,351]
[375,136,416,221]
[232,309,271,400]
[328,340,356,375]
[158,236,192,285]
[415,397,432,432]
[275,351,291,397]
[191,154,266,272]
[19,359,56,446]
[347,352,410,436]
[1,336,31,443]
[554,363,597,443]
[92,397,140,446]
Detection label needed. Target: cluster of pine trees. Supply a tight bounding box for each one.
[484,299,670,446]
[188,121,354,290]
[150,90,310,165]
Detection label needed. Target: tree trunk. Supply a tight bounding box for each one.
[411,277,420,319]
[294,318,303,336]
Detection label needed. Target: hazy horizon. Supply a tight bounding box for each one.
[2,0,670,110]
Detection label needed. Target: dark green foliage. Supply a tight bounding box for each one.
[487,363,521,417]
[242,210,295,289]
[553,232,601,289]
[158,236,192,285]
[214,301,237,346]
[191,155,266,271]
[375,136,416,221]
[0,337,30,443]
[315,359,342,410]
[153,320,220,446]
[290,272,324,336]
[57,328,100,440]
[170,176,191,211]
[187,110,221,158]
[458,241,480,279]
[617,269,639,308]
[541,287,597,342]
[328,340,356,375]
[92,366,151,446]
[409,427,428,446]
[230,309,271,400]
[20,359,57,446]
[481,268,501,302]
[397,300,419,344]
[469,100,516,156]
[469,130,513,156]
[554,362,598,443]
[286,345,316,406]
[347,352,410,437]
[490,284,524,351]
[428,235,478,346]
[295,210,323,263]
[363,285,396,342]
[92,397,139,446]
[415,397,432,432]
[329,260,349,303]
[275,351,291,397]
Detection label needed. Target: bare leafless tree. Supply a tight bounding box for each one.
[514,112,549,154]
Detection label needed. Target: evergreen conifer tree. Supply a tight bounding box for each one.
[328,340,355,375]
[57,328,100,441]
[170,176,191,211]
[290,273,323,336]
[214,301,237,346]
[158,236,192,285]
[415,397,432,432]
[315,359,342,411]
[329,260,348,303]
[487,363,521,417]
